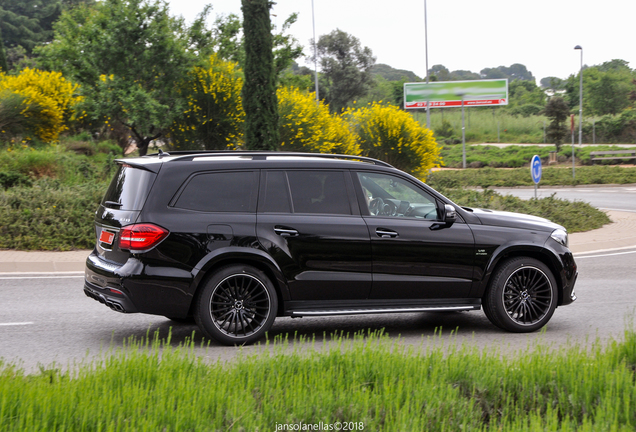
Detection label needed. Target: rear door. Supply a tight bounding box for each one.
[355,171,476,299]
[256,170,372,301]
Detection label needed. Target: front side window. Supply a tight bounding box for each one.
[174,171,257,212]
[357,172,439,219]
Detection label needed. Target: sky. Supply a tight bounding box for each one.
[166,0,636,84]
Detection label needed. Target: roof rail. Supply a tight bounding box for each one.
[144,150,394,168]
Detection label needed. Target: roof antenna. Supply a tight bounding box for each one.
[158,148,170,158]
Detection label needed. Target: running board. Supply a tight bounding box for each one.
[288,304,479,317]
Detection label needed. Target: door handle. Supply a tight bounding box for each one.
[375,228,398,238]
[274,227,299,237]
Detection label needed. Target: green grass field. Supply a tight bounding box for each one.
[2,328,636,431]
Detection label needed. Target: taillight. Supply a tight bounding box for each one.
[119,224,169,252]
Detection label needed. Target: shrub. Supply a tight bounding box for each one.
[0,179,104,250]
[440,188,610,233]
[277,86,360,155]
[167,54,245,150]
[346,102,441,179]
[0,68,81,142]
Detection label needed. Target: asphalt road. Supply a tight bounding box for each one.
[493,185,636,212]
[1,246,635,372]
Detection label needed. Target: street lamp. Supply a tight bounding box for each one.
[424,0,430,129]
[312,0,319,103]
[574,45,583,179]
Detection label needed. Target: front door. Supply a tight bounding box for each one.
[355,171,476,299]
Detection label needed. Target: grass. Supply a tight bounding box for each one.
[414,109,549,144]
[1,328,636,431]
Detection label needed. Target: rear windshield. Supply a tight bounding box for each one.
[102,165,157,211]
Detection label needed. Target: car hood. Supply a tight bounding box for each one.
[467,207,564,232]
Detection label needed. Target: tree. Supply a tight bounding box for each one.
[543,97,570,152]
[540,76,565,92]
[428,64,450,81]
[0,0,62,53]
[585,67,631,116]
[507,80,546,116]
[481,64,535,82]
[36,0,214,155]
[371,63,420,82]
[241,0,279,150]
[211,12,303,83]
[314,29,376,113]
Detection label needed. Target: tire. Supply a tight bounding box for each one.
[194,264,278,345]
[483,257,558,332]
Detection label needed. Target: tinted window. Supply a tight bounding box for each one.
[287,171,351,215]
[102,165,156,211]
[357,172,439,219]
[261,171,292,213]
[175,171,256,212]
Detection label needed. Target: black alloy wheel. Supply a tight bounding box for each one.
[483,257,557,332]
[195,265,278,345]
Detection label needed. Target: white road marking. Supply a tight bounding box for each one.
[0,274,84,280]
[0,322,34,326]
[575,250,636,259]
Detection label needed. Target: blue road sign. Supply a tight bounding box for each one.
[531,155,542,184]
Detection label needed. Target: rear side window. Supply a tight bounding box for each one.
[102,165,156,211]
[287,171,351,215]
[174,171,257,212]
[261,171,292,213]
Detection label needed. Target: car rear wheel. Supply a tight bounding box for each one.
[194,265,278,345]
[483,257,557,332]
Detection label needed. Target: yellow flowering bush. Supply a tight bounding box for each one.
[346,102,442,179]
[167,54,245,150]
[278,87,360,155]
[0,68,80,142]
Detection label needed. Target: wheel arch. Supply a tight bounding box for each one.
[475,244,566,305]
[188,248,290,317]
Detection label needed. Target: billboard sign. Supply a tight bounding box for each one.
[404,79,508,109]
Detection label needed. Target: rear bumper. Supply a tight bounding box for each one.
[84,250,194,317]
[84,280,138,313]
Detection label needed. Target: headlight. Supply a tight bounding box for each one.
[551,229,568,247]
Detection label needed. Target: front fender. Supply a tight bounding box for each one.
[471,241,567,300]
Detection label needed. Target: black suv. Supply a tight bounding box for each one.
[84,151,577,345]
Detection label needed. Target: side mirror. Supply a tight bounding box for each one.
[444,204,457,224]
[430,204,457,231]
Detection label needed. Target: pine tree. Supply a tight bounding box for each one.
[241,0,279,150]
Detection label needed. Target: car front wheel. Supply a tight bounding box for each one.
[194,265,278,345]
[483,257,558,332]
